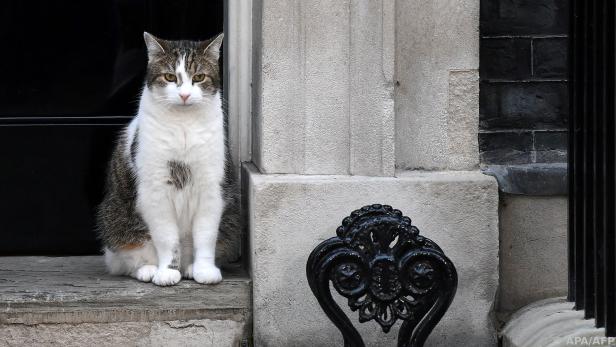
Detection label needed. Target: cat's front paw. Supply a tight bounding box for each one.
[133,265,158,282]
[191,263,222,284]
[152,268,182,286]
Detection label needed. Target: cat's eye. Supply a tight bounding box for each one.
[192,74,207,83]
[163,73,177,82]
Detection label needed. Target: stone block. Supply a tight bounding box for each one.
[479,132,534,165]
[395,0,480,170]
[535,131,568,163]
[480,38,532,80]
[497,194,568,315]
[481,0,569,36]
[0,256,251,346]
[0,319,246,347]
[247,165,499,346]
[251,0,395,176]
[447,70,480,170]
[480,81,568,131]
[482,163,568,195]
[533,38,568,79]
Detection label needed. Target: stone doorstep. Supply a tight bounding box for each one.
[0,256,252,346]
[500,297,615,347]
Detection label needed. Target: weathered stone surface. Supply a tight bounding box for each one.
[349,0,395,176]
[497,194,568,316]
[251,0,395,176]
[247,164,499,346]
[480,0,569,169]
[0,256,251,345]
[535,131,567,151]
[535,148,567,163]
[479,132,534,165]
[480,82,568,131]
[447,70,480,170]
[0,319,246,347]
[480,133,568,166]
[482,163,568,195]
[501,297,611,347]
[395,0,480,170]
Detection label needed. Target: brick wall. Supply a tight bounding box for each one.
[480,0,569,165]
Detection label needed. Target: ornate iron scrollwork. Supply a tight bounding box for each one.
[306,204,458,347]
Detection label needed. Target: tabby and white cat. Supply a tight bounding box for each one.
[97,32,238,286]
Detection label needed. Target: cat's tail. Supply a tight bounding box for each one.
[216,180,242,265]
[104,241,157,276]
[216,209,241,264]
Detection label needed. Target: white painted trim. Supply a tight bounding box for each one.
[224,0,252,171]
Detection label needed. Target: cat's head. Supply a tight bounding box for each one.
[143,32,223,108]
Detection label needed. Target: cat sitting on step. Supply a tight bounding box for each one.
[97,32,239,286]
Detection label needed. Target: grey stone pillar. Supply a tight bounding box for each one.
[251,0,395,176]
[395,0,481,171]
[248,1,498,346]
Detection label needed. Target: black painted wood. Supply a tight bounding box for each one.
[569,0,616,337]
[603,0,616,335]
[0,0,223,255]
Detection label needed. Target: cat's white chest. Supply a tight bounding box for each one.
[134,110,225,188]
[131,107,225,240]
[166,122,216,159]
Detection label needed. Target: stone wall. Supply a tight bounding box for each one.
[479,0,570,319]
[479,0,569,165]
[497,194,568,315]
[395,0,480,170]
[249,1,499,346]
[247,167,499,347]
[251,0,395,176]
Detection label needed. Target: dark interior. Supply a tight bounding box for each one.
[0,0,224,255]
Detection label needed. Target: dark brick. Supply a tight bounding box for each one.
[535,150,567,163]
[481,150,533,165]
[479,0,570,167]
[481,38,531,80]
[479,132,534,165]
[480,81,569,130]
[480,131,534,151]
[534,131,567,163]
[534,131,568,151]
[533,38,568,79]
[481,0,569,36]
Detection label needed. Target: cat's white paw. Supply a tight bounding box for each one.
[133,265,158,282]
[183,264,194,279]
[192,263,222,284]
[152,268,182,286]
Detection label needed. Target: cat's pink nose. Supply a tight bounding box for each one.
[179,93,190,102]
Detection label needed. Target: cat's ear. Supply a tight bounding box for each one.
[202,33,224,60]
[143,32,166,59]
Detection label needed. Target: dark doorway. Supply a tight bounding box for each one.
[0,0,224,255]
